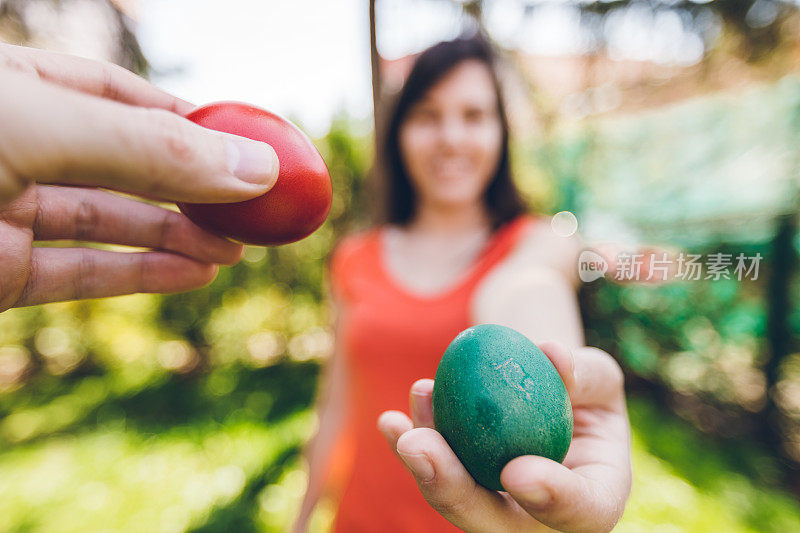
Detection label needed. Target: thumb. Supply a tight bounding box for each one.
[501,456,623,533]
[0,69,279,204]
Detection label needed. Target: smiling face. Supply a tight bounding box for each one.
[398,59,504,213]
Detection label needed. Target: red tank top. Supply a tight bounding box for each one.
[327,214,538,532]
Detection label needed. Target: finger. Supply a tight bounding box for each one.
[537,340,576,394]
[395,427,520,531]
[0,69,278,205]
[14,247,219,307]
[409,379,435,428]
[33,186,243,265]
[0,43,194,114]
[501,455,627,533]
[570,347,626,409]
[377,410,413,456]
[539,342,625,409]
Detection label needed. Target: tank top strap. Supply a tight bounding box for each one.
[329,229,377,304]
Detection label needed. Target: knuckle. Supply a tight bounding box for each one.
[429,493,468,517]
[97,61,129,103]
[18,258,37,307]
[142,107,197,167]
[156,209,179,250]
[75,252,97,299]
[137,253,151,293]
[0,151,30,206]
[424,481,476,520]
[74,197,101,241]
[0,45,38,76]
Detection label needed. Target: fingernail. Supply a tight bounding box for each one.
[411,390,428,405]
[398,452,435,482]
[521,486,551,508]
[227,137,279,187]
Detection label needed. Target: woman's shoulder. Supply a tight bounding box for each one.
[331,227,380,263]
[328,226,385,282]
[509,212,585,284]
[497,213,548,249]
[328,226,383,303]
[501,213,544,234]
[514,213,543,232]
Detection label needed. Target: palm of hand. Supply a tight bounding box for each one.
[379,343,631,533]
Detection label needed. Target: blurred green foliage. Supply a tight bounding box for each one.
[3,84,800,531]
[0,118,368,532]
[583,252,770,411]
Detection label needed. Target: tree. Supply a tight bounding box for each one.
[0,0,148,74]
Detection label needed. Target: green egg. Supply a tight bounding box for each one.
[432,324,573,491]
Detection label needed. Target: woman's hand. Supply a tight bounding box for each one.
[378,342,632,533]
[591,242,679,284]
[0,43,280,311]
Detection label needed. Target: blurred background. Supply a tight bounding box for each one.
[3,0,800,531]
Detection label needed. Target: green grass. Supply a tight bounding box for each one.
[0,414,313,533]
[1,374,799,532]
[620,397,800,532]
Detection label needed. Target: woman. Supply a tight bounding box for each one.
[294,35,631,532]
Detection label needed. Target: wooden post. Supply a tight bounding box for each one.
[369,0,381,137]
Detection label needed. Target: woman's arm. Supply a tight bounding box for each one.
[380,225,632,532]
[471,223,585,349]
[292,297,350,532]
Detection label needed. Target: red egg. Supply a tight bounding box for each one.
[177,102,332,246]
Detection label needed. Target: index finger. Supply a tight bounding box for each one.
[538,342,625,410]
[0,43,194,114]
[571,346,626,410]
[409,378,435,429]
[33,185,244,265]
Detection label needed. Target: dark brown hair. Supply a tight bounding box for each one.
[375,34,527,231]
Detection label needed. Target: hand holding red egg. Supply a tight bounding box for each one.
[178,102,333,246]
